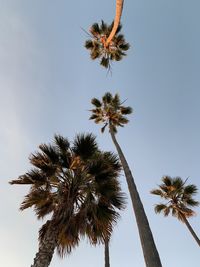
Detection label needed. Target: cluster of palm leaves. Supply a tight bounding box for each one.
[90,92,132,133]
[85,21,130,69]
[10,133,125,266]
[151,176,200,246]
[151,176,199,220]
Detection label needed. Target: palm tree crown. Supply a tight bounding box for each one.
[151,176,199,221]
[90,92,132,133]
[90,93,163,266]
[85,21,130,69]
[10,133,126,260]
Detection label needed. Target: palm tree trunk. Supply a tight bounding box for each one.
[182,216,200,246]
[104,240,110,267]
[106,0,124,46]
[31,222,58,267]
[109,125,162,267]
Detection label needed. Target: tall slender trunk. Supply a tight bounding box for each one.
[106,0,124,46]
[31,222,59,267]
[182,216,200,246]
[104,240,110,267]
[109,125,162,267]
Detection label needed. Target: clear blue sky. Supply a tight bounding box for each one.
[1,1,200,266]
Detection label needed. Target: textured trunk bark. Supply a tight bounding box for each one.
[106,0,124,46]
[104,240,110,267]
[31,223,58,267]
[109,125,162,267]
[182,216,200,246]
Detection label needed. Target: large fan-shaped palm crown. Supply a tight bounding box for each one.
[10,133,125,256]
[90,92,132,133]
[151,176,199,221]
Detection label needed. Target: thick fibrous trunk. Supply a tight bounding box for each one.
[109,125,162,267]
[104,240,110,267]
[31,224,58,267]
[106,0,124,46]
[182,216,200,247]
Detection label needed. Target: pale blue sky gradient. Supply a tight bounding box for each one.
[1,1,200,266]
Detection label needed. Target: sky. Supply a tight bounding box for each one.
[0,0,200,266]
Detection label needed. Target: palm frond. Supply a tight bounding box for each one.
[162,176,173,186]
[150,189,166,198]
[91,98,102,107]
[120,106,133,115]
[154,204,167,214]
[90,23,101,36]
[183,184,198,196]
[100,57,109,68]
[85,40,94,50]
[72,133,98,160]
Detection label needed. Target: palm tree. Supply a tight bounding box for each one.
[89,92,162,267]
[84,21,129,69]
[151,175,200,246]
[10,133,126,267]
[85,21,129,69]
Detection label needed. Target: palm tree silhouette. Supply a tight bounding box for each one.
[151,175,200,246]
[10,133,126,267]
[84,0,129,69]
[89,92,162,267]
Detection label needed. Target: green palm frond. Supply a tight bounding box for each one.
[54,135,70,152]
[85,40,94,50]
[183,184,198,196]
[117,116,129,125]
[72,133,98,160]
[150,189,166,198]
[101,20,108,34]
[162,176,173,186]
[38,143,59,164]
[172,177,184,190]
[91,98,102,107]
[184,197,199,207]
[119,43,130,51]
[100,57,109,68]
[120,106,133,115]
[90,23,101,36]
[154,204,167,214]
[103,92,113,104]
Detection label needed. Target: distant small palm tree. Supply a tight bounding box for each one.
[90,92,162,267]
[84,0,129,69]
[10,133,125,267]
[151,176,200,246]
